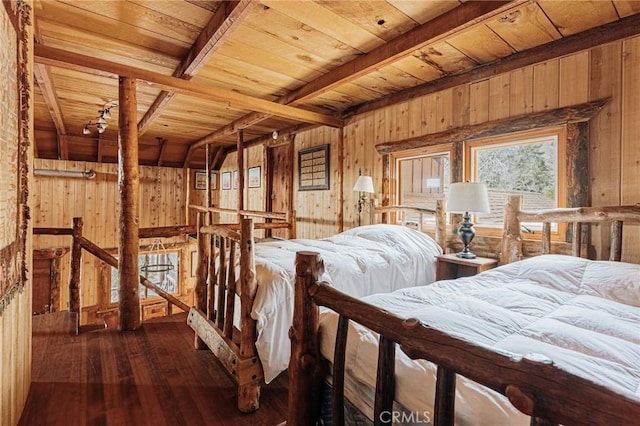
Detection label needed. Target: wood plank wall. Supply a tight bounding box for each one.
[32,159,191,312]
[218,147,265,224]
[217,37,640,263]
[1,3,33,421]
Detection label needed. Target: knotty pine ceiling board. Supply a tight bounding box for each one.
[240,7,362,69]
[215,38,325,83]
[485,2,562,52]
[34,0,193,55]
[316,0,421,42]
[390,55,443,83]
[446,24,516,63]
[538,0,619,37]
[613,0,640,17]
[386,0,462,25]
[413,41,478,75]
[260,0,386,53]
[59,0,204,45]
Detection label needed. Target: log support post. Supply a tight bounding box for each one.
[435,199,447,251]
[288,251,325,425]
[69,217,83,333]
[117,75,141,331]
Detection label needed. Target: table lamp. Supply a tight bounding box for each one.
[446,182,490,259]
[353,175,374,226]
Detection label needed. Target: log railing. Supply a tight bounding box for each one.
[189,205,296,238]
[33,219,194,333]
[501,195,640,264]
[289,251,640,426]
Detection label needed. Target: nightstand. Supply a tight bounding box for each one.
[436,254,498,280]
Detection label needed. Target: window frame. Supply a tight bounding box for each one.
[463,126,567,239]
[390,144,453,230]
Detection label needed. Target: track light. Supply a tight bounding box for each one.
[81,101,117,136]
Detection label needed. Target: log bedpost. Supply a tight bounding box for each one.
[435,199,447,252]
[117,75,141,331]
[501,195,523,264]
[238,217,260,412]
[288,251,325,425]
[610,221,623,261]
[194,211,209,349]
[69,217,83,333]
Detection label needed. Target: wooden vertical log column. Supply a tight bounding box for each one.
[435,199,447,251]
[69,217,83,333]
[117,76,141,331]
[237,129,245,223]
[288,251,324,425]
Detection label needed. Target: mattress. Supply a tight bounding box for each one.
[319,254,640,425]
[251,224,442,382]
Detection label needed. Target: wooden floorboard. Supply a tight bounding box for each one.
[20,312,288,426]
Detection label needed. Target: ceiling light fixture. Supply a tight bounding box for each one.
[82,101,117,135]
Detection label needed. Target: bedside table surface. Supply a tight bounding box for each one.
[437,253,498,268]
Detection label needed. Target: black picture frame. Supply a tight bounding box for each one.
[298,144,330,191]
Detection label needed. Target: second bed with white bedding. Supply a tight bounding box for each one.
[250,224,443,382]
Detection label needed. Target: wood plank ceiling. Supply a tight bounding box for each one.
[32,0,640,168]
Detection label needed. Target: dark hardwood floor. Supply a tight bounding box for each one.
[20,312,288,425]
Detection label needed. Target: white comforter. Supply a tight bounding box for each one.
[319,254,640,425]
[251,224,442,382]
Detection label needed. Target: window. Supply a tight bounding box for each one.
[393,147,451,227]
[466,127,565,232]
[110,252,179,303]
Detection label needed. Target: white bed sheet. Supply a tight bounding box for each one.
[319,254,640,425]
[251,224,442,382]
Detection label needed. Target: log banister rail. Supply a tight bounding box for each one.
[189,204,296,238]
[289,251,640,426]
[33,218,195,334]
[501,195,640,264]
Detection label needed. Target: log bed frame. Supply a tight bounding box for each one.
[187,203,447,413]
[288,195,640,426]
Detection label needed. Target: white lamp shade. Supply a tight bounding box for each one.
[353,175,374,193]
[446,182,490,213]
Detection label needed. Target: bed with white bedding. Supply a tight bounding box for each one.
[318,254,640,425]
[188,207,445,413]
[288,197,640,425]
[253,223,443,383]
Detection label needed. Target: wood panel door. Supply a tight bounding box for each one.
[266,143,293,239]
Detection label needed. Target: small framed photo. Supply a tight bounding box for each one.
[194,170,207,190]
[221,171,232,190]
[233,170,239,189]
[211,172,218,190]
[248,166,261,188]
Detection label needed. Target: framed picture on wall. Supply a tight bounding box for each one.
[298,144,330,190]
[248,166,261,188]
[233,170,239,189]
[211,172,218,190]
[194,170,207,190]
[221,171,232,190]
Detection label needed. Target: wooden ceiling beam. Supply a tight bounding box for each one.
[157,138,167,167]
[187,1,518,150]
[34,62,68,159]
[344,11,640,118]
[137,0,257,136]
[34,45,343,128]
